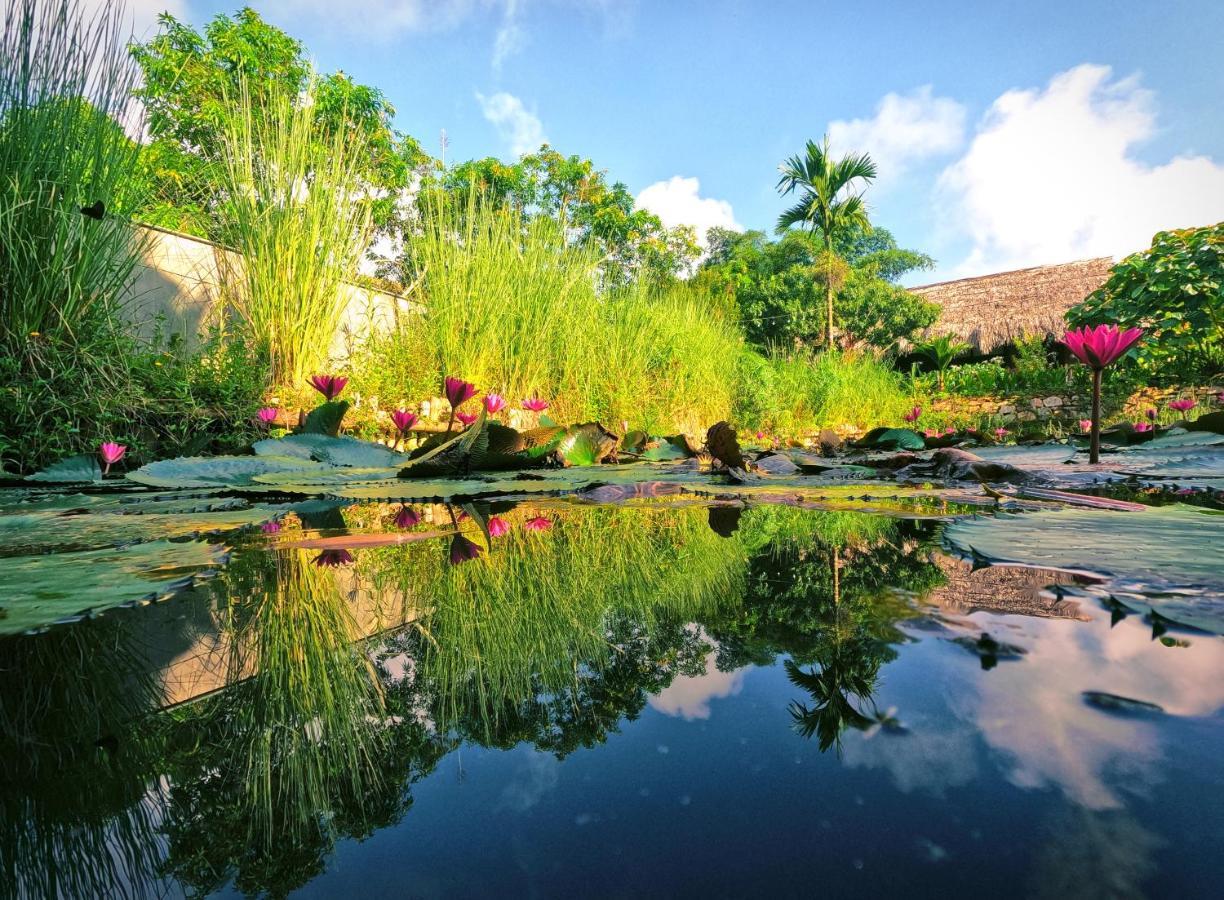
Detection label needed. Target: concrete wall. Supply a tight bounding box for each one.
[122,225,413,360]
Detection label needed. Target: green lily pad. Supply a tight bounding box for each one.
[295,400,349,436]
[25,454,102,483]
[254,433,409,468]
[858,427,926,451]
[251,466,402,486]
[127,455,324,489]
[555,423,618,466]
[944,504,1224,634]
[0,540,230,634]
[973,444,1079,467]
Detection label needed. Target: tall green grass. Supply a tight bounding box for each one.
[217,78,374,387]
[381,194,743,432]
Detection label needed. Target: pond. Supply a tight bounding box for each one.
[1,469,1222,897]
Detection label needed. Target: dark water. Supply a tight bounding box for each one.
[1,499,1221,899]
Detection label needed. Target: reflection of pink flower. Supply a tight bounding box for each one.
[1079,419,1092,433]
[456,411,478,427]
[260,520,281,534]
[488,516,509,537]
[1168,398,1197,413]
[257,407,278,424]
[308,374,348,401]
[444,376,477,409]
[313,549,354,567]
[903,406,921,423]
[1134,422,1153,432]
[448,534,483,565]
[393,506,421,529]
[522,397,549,412]
[391,409,418,434]
[483,393,506,414]
[524,515,553,532]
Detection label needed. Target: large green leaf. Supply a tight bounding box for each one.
[944,504,1224,634]
[555,423,618,466]
[254,433,410,468]
[127,455,324,489]
[295,400,350,436]
[0,540,230,634]
[858,427,926,451]
[251,466,401,486]
[25,454,102,483]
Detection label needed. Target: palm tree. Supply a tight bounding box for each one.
[776,136,877,349]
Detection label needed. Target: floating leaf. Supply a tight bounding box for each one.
[127,455,323,489]
[295,400,349,436]
[555,423,618,467]
[255,433,409,468]
[857,427,926,451]
[25,454,102,484]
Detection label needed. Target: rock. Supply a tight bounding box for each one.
[998,404,1015,415]
[1029,398,1044,409]
[1043,396,1063,408]
[817,428,843,456]
[1018,412,1037,422]
[896,448,1029,483]
[754,453,800,475]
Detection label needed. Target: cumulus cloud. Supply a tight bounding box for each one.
[828,85,966,187]
[476,91,547,157]
[648,653,746,721]
[937,64,1224,276]
[635,175,741,252]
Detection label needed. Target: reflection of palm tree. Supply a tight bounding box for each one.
[784,646,879,752]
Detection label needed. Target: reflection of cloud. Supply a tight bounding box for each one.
[841,721,979,797]
[1027,807,1163,900]
[497,751,559,812]
[966,611,1224,809]
[649,653,746,721]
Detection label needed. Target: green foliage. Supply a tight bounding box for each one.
[130,7,426,237]
[216,78,374,386]
[912,333,971,389]
[1068,223,1224,380]
[698,227,935,350]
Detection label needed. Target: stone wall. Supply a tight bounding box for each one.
[122,224,412,360]
[930,384,1219,426]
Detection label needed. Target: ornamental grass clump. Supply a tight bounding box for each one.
[1063,324,1143,463]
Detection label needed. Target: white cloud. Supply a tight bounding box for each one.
[635,175,741,251]
[936,64,1224,276]
[80,0,185,40]
[492,0,525,71]
[828,85,966,187]
[649,653,746,721]
[475,91,547,157]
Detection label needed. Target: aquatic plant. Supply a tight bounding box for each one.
[257,406,279,424]
[524,515,554,532]
[455,411,478,427]
[1063,324,1143,463]
[487,516,510,538]
[483,394,507,415]
[98,441,125,474]
[1079,419,1092,433]
[392,506,421,529]
[1169,398,1197,414]
[308,374,348,401]
[904,406,921,423]
[449,534,483,565]
[522,397,549,412]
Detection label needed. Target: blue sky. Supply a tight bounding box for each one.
[125,0,1224,282]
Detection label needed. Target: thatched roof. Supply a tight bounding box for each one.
[911,257,1116,353]
[926,554,1087,620]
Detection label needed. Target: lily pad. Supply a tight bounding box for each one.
[127,455,324,489]
[555,423,619,467]
[0,540,229,634]
[25,454,102,484]
[858,427,926,451]
[254,433,410,468]
[295,400,349,436]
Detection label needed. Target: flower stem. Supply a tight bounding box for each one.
[1090,368,1102,464]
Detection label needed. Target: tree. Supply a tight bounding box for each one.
[1067,223,1223,380]
[130,8,428,238]
[694,227,936,350]
[776,136,878,349]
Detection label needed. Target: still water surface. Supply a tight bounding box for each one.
[2,499,1221,898]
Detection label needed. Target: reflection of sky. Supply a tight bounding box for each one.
[648,651,746,721]
[844,603,1224,811]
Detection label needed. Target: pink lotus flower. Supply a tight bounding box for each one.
[456,411,478,427]
[99,441,126,475]
[1062,325,1144,370]
[308,374,348,401]
[391,409,418,435]
[483,393,506,414]
[524,515,553,532]
[1134,422,1153,432]
[1063,324,1143,464]
[994,427,1008,439]
[945,426,955,435]
[393,506,421,529]
[903,406,921,423]
[522,397,549,412]
[755,431,765,440]
[260,520,281,534]
[1145,408,1158,421]
[257,406,278,424]
[1168,398,1197,413]
[1079,419,1092,433]
[488,516,510,538]
[444,376,477,409]
[313,549,354,567]
[449,534,483,565]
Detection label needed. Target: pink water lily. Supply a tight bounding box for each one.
[1063,324,1143,464]
[994,427,1008,439]
[257,406,278,424]
[1079,419,1092,433]
[393,506,421,529]
[1134,422,1153,433]
[483,393,507,415]
[944,426,955,435]
[313,549,354,567]
[524,515,553,532]
[456,411,478,427]
[1145,408,1158,421]
[488,516,510,538]
[449,534,483,565]
[1168,398,1197,413]
[308,374,348,401]
[522,397,549,413]
[99,441,126,475]
[903,406,921,423]
[444,376,477,408]
[391,409,418,434]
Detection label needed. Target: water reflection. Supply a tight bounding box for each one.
[0,498,1219,897]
